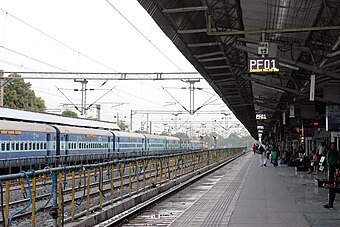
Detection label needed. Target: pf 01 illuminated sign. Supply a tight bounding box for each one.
[248,58,279,73]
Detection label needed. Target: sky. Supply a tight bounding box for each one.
[0,0,248,137]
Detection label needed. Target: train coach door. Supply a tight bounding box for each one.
[108,137,111,152]
[47,133,51,156]
[65,135,69,157]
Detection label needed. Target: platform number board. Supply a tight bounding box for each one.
[248,58,279,73]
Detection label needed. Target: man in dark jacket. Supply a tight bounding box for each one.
[326,142,340,183]
[324,165,340,208]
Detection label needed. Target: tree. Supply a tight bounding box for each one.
[117,120,129,131]
[160,131,169,136]
[4,73,46,111]
[62,110,78,118]
[172,132,189,138]
[134,130,147,133]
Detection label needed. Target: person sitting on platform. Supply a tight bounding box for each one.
[323,165,340,209]
[279,150,286,166]
[309,150,319,174]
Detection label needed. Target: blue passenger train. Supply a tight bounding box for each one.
[0,119,203,165]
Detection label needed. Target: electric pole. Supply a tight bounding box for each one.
[74,79,88,116]
[0,70,4,107]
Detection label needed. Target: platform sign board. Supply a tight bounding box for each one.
[326,105,340,131]
[247,58,279,73]
[256,114,267,120]
[258,42,269,55]
[289,105,295,118]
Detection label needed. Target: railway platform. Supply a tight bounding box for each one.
[168,152,339,227]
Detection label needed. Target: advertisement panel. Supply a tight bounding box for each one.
[326,105,340,131]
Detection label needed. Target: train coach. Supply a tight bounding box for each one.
[0,119,204,168]
[0,120,56,159]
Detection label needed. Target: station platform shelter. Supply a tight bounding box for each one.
[169,152,339,227]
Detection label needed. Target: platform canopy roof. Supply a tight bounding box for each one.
[138,0,340,141]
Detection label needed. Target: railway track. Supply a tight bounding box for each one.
[0,162,179,226]
[0,149,240,227]
[94,154,242,227]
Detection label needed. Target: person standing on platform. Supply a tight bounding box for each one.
[323,165,340,209]
[252,143,257,155]
[318,142,328,179]
[258,143,267,167]
[271,144,279,167]
[326,142,340,183]
[318,142,327,156]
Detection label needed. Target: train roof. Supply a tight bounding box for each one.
[53,125,112,136]
[164,136,180,141]
[0,120,55,133]
[0,107,120,130]
[144,134,167,140]
[111,131,145,139]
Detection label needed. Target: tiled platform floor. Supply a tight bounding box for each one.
[170,152,339,227]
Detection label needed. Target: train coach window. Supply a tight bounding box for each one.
[44,142,46,150]
[16,143,19,150]
[6,142,10,151]
[33,143,36,150]
[25,143,28,150]
[1,143,5,151]
[11,142,14,151]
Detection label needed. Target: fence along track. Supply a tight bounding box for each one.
[0,148,244,227]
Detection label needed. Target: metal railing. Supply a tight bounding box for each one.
[0,147,244,227]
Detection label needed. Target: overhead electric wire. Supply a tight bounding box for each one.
[0,7,117,72]
[0,58,34,71]
[1,46,67,72]
[105,0,182,71]
[33,89,70,99]
[0,9,117,113]
[87,86,116,109]
[56,86,81,113]
[1,11,7,46]
[161,86,189,113]
[193,96,220,113]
